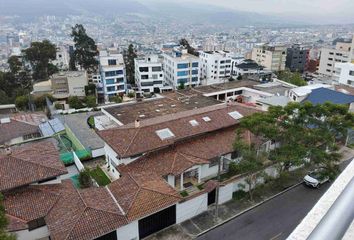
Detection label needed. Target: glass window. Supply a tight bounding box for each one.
[177,78,188,84]
[139,67,149,72]
[192,62,199,67]
[106,79,115,85]
[152,66,162,72]
[105,70,123,77]
[349,70,354,76]
[108,59,116,66]
[107,86,115,92]
[141,75,149,79]
[177,70,189,76]
[192,77,198,82]
[192,69,198,75]
[177,63,189,69]
[116,77,124,83]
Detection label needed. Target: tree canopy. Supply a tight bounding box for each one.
[179,38,199,56]
[277,70,307,86]
[123,44,137,85]
[22,40,57,81]
[71,24,98,72]
[235,102,354,176]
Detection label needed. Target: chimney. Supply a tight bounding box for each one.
[134,119,140,128]
[5,146,12,155]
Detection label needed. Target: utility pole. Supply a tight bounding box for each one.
[215,155,223,221]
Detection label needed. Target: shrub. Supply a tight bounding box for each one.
[78,168,92,188]
[68,96,84,109]
[127,91,135,98]
[180,190,189,197]
[15,95,29,110]
[54,103,63,110]
[178,82,185,90]
[237,75,242,80]
[232,189,247,200]
[84,95,97,108]
[110,95,122,103]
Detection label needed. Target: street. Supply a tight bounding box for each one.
[197,183,331,240]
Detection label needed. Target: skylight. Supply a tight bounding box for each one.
[202,116,211,122]
[228,111,243,120]
[156,128,175,140]
[189,120,199,126]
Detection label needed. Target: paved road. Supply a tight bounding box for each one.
[197,183,331,240]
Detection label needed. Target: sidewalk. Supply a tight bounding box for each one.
[146,147,354,240]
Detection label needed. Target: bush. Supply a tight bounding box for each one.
[127,91,135,98]
[85,84,96,96]
[180,190,189,197]
[78,168,92,188]
[54,103,63,110]
[178,82,185,90]
[84,95,97,108]
[232,189,247,200]
[15,95,29,110]
[68,96,84,109]
[237,75,242,80]
[87,116,95,128]
[110,95,122,103]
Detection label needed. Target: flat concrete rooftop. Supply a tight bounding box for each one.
[104,92,221,125]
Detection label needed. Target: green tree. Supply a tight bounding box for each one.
[123,44,137,85]
[71,24,98,72]
[277,70,307,86]
[0,194,16,240]
[179,38,199,56]
[7,56,22,74]
[237,102,354,178]
[178,81,185,90]
[22,40,57,81]
[84,95,97,108]
[232,131,267,201]
[68,96,84,109]
[78,169,92,188]
[15,95,30,110]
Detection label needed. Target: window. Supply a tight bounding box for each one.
[209,157,219,167]
[202,116,211,122]
[192,62,199,67]
[156,128,175,140]
[192,77,198,82]
[189,120,199,126]
[28,218,46,231]
[107,86,115,92]
[177,78,188,84]
[141,75,149,79]
[105,70,123,77]
[177,70,189,76]
[108,59,117,66]
[228,111,243,120]
[116,77,124,83]
[139,67,149,72]
[177,63,189,69]
[152,66,162,72]
[141,82,153,86]
[153,81,163,84]
[349,70,354,76]
[192,69,198,75]
[106,79,115,85]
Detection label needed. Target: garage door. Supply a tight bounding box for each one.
[94,230,117,240]
[138,205,176,239]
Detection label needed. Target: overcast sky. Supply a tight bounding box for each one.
[142,0,354,22]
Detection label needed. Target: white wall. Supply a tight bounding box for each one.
[218,183,233,204]
[14,226,50,240]
[176,193,208,223]
[116,221,139,240]
[73,151,84,172]
[201,164,218,179]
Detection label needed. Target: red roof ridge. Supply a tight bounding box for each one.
[170,151,178,174]
[122,128,140,157]
[125,173,142,213]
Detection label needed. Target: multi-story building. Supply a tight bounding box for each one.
[134,55,165,93]
[99,50,126,101]
[231,59,272,81]
[162,48,200,89]
[199,51,232,85]
[318,39,352,77]
[251,44,287,72]
[32,71,88,99]
[335,62,354,86]
[285,44,309,73]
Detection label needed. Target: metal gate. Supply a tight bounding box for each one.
[138,205,176,239]
[208,189,216,205]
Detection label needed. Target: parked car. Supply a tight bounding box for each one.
[304,169,330,188]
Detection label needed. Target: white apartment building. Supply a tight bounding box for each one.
[199,51,232,85]
[318,40,352,77]
[134,55,165,93]
[162,48,200,89]
[335,62,354,87]
[99,50,126,101]
[251,44,287,71]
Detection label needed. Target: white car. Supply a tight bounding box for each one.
[304,170,330,188]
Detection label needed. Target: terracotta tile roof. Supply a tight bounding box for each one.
[45,181,128,240]
[0,119,40,145]
[335,84,354,95]
[98,103,261,158]
[3,184,63,232]
[122,149,209,177]
[0,139,67,191]
[108,173,181,221]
